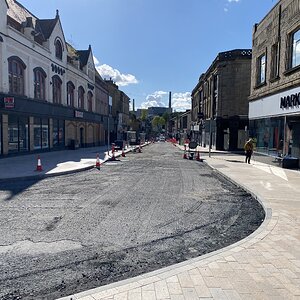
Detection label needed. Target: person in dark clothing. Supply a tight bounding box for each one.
[244,138,254,164]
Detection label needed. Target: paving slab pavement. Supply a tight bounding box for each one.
[0,145,137,181]
[56,144,300,300]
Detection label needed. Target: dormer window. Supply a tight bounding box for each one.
[55,39,63,60]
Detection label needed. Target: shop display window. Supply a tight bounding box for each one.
[34,117,49,150]
[53,119,65,148]
[8,115,29,153]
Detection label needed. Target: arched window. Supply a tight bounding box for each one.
[52,75,62,104]
[33,67,47,100]
[78,86,85,109]
[67,81,75,106]
[8,56,26,95]
[87,91,93,112]
[55,39,63,60]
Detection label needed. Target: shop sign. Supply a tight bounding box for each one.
[74,110,84,118]
[280,92,300,109]
[4,97,15,109]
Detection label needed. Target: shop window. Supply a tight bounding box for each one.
[87,91,93,112]
[271,43,279,79]
[19,117,29,152]
[53,119,65,148]
[257,54,266,85]
[291,29,300,68]
[8,56,26,95]
[33,67,47,100]
[34,118,49,150]
[52,75,62,104]
[67,81,75,106]
[8,115,29,153]
[55,39,63,60]
[78,86,85,109]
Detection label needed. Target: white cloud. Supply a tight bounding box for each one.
[171,92,191,112]
[140,91,168,109]
[224,0,240,12]
[140,91,191,112]
[93,56,138,87]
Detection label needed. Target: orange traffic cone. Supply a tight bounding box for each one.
[36,155,42,171]
[122,148,126,157]
[96,153,101,169]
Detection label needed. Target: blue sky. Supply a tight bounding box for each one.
[20,0,278,111]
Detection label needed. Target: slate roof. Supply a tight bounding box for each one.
[77,50,90,68]
[36,18,58,39]
[6,0,58,41]
[7,0,37,24]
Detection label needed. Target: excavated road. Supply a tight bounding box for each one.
[0,143,264,299]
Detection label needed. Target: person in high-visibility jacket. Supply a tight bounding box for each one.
[244,138,254,164]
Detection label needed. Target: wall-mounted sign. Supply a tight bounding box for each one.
[74,110,84,118]
[280,92,300,109]
[4,97,15,109]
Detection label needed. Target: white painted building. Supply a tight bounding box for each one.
[0,0,109,156]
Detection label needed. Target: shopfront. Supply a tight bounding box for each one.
[8,114,29,153]
[249,86,300,163]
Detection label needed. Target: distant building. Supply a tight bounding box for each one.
[191,49,252,150]
[249,0,300,166]
[148,106,169,117]
[104,79,130,141]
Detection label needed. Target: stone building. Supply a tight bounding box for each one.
[0,0,110,156]
[191,49,252,151]
[249,0,300,166]
[104,79,130,141]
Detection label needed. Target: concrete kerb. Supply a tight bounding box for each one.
[0,143,153,182]
[0,164,96,183]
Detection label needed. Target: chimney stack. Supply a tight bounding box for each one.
[132,99,135,112]
[169,91,171,109]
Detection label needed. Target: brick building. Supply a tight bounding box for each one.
[249,0,300,166]
[191,49,252,151]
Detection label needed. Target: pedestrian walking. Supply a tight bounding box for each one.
[244,138,254,164]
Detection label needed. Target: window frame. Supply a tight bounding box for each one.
[55,39,63,60]
[87,91,93,112]
[290,28,300,69]
[8,56,26,95]
[257,53,267,86]
[67,81,75,107]
[78,86,85,109]
[52,75,62,104]
[270,42,280,80]
[33,67,47,100]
